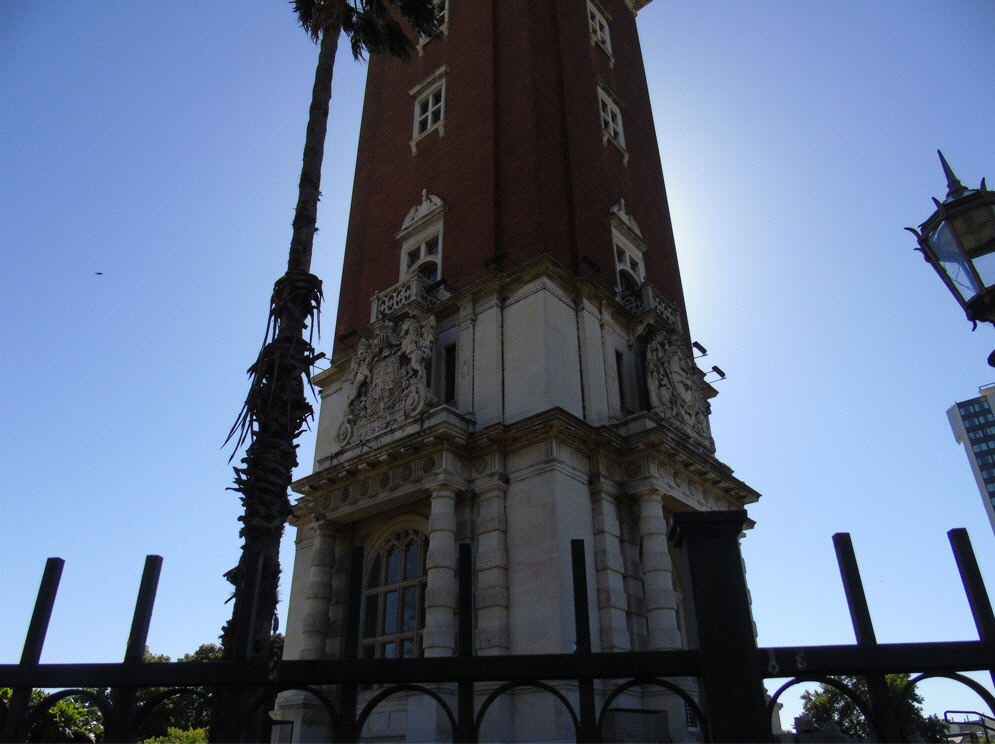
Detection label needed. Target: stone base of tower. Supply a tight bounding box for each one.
[273,257,758,742]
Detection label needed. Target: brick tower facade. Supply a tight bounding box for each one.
[277,2,760,740]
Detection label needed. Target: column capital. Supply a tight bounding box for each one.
[669,509,747,546]
[429,486,458,499]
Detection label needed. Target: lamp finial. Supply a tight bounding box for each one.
[938,150,967,201]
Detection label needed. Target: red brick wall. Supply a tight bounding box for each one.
[332,1,687,354]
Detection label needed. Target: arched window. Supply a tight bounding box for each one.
[609,200,646,293]
[397,190,446,283]
[361,528,428,658]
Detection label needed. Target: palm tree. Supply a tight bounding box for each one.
[222,0,442,670]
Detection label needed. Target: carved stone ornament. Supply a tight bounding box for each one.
[336,313,437,447]
[645,330,715,451]
[609,198,643,239]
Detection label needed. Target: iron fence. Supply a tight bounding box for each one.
[1,511,993,742]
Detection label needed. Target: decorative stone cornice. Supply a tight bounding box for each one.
[396,189,447,239]
[609,198,643,242]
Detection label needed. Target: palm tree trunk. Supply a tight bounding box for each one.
[290,29,339,273]
[222,26,339,672]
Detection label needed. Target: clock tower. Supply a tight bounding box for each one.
[278,2,760,740]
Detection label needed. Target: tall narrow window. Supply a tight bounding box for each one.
[615,350,628,412]
[416,84,444,136]
[598,86,625,151]
[613,230,644,291]
[362,529,428,659]
[403,229,442,282]
[443,343,457,404]
[587,1,612,58]
[410,68,448,153]
[609,201,646,294]
[397,190,447,283]
[419,0,449,46]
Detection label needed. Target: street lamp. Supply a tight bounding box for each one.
[907,152,995,363]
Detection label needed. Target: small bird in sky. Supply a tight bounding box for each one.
[94,272,103,275]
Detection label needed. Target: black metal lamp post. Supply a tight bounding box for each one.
[908,152,995,364]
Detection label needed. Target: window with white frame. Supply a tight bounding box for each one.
[598,86,625,152]
[361,528,428,659]
[587,1,612,57]
[434,0,449,30]
[416,83,444,136]
[410,68,447,153]
[397,190,446,283]
[403,228,442,283]
[613,228,644,292]
[418,0,450,47]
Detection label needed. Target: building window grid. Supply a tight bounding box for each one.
[409,69,448,154]
[612,226,645,293]
[401,227,442,283]
[959,399,989,415]
[964,412,995,428]
[597,86,626,155]
[435,0,449,28]
[361,530,428,659]
[416,83,445,137]
[587,2,612,57]
[418,0,449,45]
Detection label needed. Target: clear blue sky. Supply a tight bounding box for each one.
[2,0,994,728]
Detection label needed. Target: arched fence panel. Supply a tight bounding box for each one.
[2,516,994,743]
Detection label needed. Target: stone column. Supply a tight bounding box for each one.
[638,490,681,649]
[475,481,510,654]
[424,487,457,656]
[325,525,353,657]
[458,302,475,415]
[590,478,629,651]
[299,521,337,658]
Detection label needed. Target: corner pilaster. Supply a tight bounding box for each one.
[474,478,510,654]
[590,474,629,651]
[637,490,682,649]
[424,487,457,656]
[299,522,338,658]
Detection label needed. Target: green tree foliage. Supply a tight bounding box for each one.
[141,726,208,744]
[132,644,222,740]
[799,674,949,741]
[2,644,225,743]
[1,688,103,743]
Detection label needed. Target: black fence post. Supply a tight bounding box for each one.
[456,542,476,743]
[3,557,63,743]
[669,511,769,742]
[833,533,899,742]
[949,528,995,690]
[571,539,599,743]
[108,555,163,743]
[334,545,364,743]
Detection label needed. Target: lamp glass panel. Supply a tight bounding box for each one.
[953,205,995,254]
[970,247,995,288]
[929,220,981,301]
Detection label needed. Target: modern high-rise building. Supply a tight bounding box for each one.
[947,384,995,535]
[276,2,760,740]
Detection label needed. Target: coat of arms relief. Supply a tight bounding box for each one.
[644,330,715,452]
[336,313,437,447]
